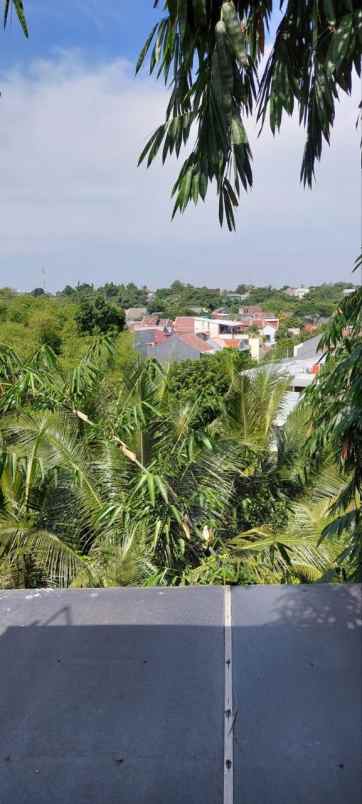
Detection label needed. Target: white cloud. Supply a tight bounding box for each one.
[0,53,359,291]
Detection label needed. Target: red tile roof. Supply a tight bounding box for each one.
[141,315,163,326]
[223,338,243,349]
[177,334,213,353]
[240,305,265,315]
[263,319,279,329]
[153,330,169,345]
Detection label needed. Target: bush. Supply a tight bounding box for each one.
[75,294,126,336]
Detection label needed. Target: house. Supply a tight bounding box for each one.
[250,316,279,331]
[249,337,261,362]
[134,329,163,358]
[176,333,214,354]
[239,305,265,317]
[174,316,196,335]
[285,287,310,299]
[343,288,356,297]
[208,336,249,352]
[224,292,249,302]
[146,333,214,363]
[190,315,279,355]
[136,314,163,327]
[237,307,279,331]
[194,317,249,341]
[125,307,147,323]
[262,315,279,329]
[261,324,277,345]
[211,308,231,320]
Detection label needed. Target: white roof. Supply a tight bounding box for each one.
[195,317,249,328]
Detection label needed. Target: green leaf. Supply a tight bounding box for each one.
[231,115,247,146]
[327,14,354,75]
[155,475,169,504]
[135,23,158,74]
[218,190,224,227]
[221,1,248,65]
[4,0,28,37]
[138,125,165,167]
[323,0,336,25]
[192,0,207,27]
[147,473,156,507]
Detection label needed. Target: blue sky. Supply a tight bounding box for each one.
[0,2,359,292]
[0,1,160,67]
[0,1,283,71]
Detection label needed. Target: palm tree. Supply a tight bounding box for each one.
[222,463,354,585]
[0,348,351,588]
[0,358,234,586]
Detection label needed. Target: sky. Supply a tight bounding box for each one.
[0,1,360,292]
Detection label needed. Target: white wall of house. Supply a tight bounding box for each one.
[262,324,277,344]
[286,287,310,299]
[194,318,248,340]
[194,317,210,336]
[295,288,310,299]
[249,337,261,362]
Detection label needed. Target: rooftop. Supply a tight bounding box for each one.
[125,307,147,320]
[177,333,214,353]
[294,334,323,360]
[0,585,360,803]
[146,334,209,363]
[174,316,196,334]
[196,317,251,328]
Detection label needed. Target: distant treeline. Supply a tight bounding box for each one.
[9,278,356,318]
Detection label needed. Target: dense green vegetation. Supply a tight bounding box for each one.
[137,279,351,321]
[0,287,133,370]
[75,295,126,336]
[1,280,352,337]
[0,280,352,374]
[243,283,355,319]
[305,266,362,579]
[148,282,223,316]
[167,349,252,424]
[0,278,361,588]
[1,5,360,589]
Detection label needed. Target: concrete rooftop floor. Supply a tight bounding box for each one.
[0,584,361,804]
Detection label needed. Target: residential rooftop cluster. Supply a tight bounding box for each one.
[119,279,359,366]
[128,304,280,363]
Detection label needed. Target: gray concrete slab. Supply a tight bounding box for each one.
[0,588,225,804]
[1,584,361,804]
[232,584,362,804]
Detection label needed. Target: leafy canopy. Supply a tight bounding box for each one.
[305,260,362,578]
[0,336,341,588]
[75,295,126,336]
[137,0,361,229]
